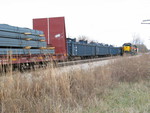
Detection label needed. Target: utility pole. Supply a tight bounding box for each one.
[141,19,150,24]
[141,20,150,40]
[141,19,150,51]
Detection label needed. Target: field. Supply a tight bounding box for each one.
[0,54,150,113]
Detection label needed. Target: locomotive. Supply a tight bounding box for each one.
[122,43,138,55]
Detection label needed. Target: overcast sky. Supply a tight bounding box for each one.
[0,0,150,49]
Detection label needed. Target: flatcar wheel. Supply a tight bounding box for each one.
[38,62,47,69]
[19,63,28,72]
[46,61,55,68]
[29,63,35,70]
[52,61,57,67]
[42,62,47,69]
[2,65,12,73]
[1,65,7,73]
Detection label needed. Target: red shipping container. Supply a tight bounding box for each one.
[33,17,67,60]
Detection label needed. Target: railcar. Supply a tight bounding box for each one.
[96,44,110,56]
[67,38,96,59]
[109,46,122,56]
[67,38,122,59]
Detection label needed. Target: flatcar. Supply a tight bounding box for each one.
[0,24,56,71]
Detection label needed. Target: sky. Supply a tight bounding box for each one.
[0,0,150,49]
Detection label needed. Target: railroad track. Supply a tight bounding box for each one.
[57,56,119,67]
[0,56,120,74]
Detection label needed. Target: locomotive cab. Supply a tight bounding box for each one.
[123,43,132,53]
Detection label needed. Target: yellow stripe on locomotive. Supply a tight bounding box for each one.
[123,46,131,52]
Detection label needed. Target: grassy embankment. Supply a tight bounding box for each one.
[0,54,150,113]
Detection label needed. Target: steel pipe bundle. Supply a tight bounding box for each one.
[0,31,45,40]
[0,24,55,55]
[0,24,43,35]
[0,48,55,55]
[0,37,46,48]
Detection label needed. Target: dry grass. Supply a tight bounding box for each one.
[0,54,150,113]
[110,54,150,82]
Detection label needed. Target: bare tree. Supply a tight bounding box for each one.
[77,35,98,43]
[78,35,89,41]
[132,33,143,44]
[132,33,148,53]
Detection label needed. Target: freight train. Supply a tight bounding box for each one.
[0,17,136,71]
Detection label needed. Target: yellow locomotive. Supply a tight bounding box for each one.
[122,43,138,55]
